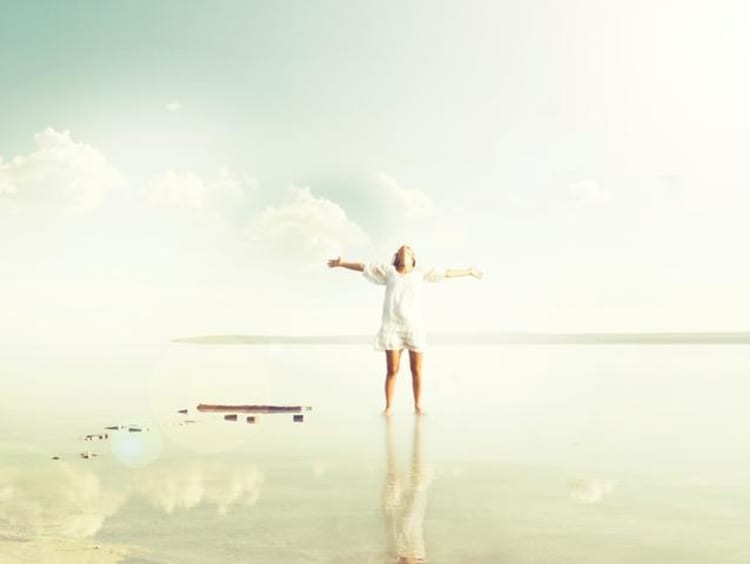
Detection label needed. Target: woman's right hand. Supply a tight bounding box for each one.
[327,256,342,268]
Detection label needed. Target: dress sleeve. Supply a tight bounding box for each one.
[422,267,446,283]
[363,262,388,285]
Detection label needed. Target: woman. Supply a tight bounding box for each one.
[327,245,482,415]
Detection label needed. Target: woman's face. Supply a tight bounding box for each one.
[395,245,415,267]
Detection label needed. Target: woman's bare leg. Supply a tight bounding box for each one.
[384,349,401,415]
[409,350,424,415]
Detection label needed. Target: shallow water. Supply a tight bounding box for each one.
[1,344,749,563]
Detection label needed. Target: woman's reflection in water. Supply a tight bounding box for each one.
[383,416,432,563]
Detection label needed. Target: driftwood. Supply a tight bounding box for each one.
[197,404,311,414]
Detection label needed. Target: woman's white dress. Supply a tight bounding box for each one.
[363,263,446,352]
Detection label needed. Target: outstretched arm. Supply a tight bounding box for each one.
[327,256,365,272]
[445,267,483,279]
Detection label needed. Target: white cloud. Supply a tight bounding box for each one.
[147,170,206,209]
[373,172,434,218]
[567,180,608,205]
[245,185,368,262]
[145,167,257,218]
[0,128,124,213]
[165,101,184,112]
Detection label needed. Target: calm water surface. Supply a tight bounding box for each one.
[1,344,748,563]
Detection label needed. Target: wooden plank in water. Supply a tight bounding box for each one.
[197,404,311,413]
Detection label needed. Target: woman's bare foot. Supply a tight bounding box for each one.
[382,407,392,416]
[414,406,427,416]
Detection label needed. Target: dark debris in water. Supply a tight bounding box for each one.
[198,403,312,414]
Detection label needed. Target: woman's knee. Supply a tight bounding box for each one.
[408,354,422,377]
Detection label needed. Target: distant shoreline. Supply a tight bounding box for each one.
[172,332,750,345]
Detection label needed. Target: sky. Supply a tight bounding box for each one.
[1,0,749,344]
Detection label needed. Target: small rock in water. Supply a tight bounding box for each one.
[128,427,142,433]
[293,415,304,423]
[51,456,60,460]
[224,414,238,421]
[246,416,256,424]
[178,409,188,414]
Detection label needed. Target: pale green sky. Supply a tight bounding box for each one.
[1,1,749,344]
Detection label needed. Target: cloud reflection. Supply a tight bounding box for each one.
[0,462,124,539]
[136,463,264,516]
[0,457,265,561]
[568,478,616,504]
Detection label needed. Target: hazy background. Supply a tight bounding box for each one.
[2,0,749,345]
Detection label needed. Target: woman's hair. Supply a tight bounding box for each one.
[392,247,416,268]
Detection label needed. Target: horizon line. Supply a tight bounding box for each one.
[173,331,750,345]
